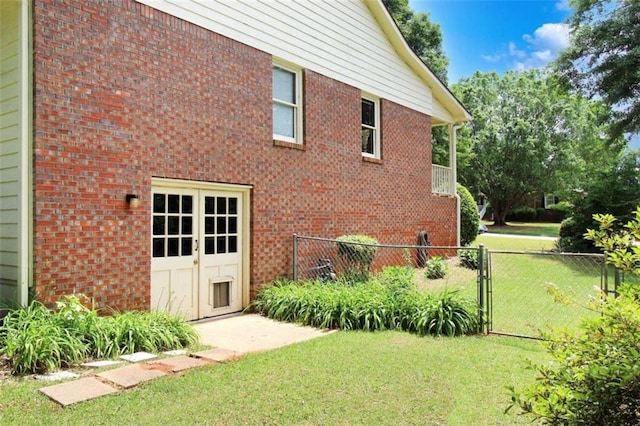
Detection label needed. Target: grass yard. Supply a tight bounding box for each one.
[418,234,602,337]
[484,221,561,237]
[0,331,547,425]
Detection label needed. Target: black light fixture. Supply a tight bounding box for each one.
[126,194,140,208]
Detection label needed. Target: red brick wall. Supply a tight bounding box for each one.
[32,0,457,310]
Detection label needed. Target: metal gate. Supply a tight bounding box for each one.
[481,248,608,338]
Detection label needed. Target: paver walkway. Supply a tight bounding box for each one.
[38,314,334,406]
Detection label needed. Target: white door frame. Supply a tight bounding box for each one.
[151,178,251,318]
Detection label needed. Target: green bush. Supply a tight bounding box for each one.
[336,234,378,283]
[252,270,479,337]
[509,208,640,425]
[458,249,479,270]
[506,206,537,222]
[0,294,198,375]
[425,257,447,279]
[558,150,640,253]
[457,183,480,246]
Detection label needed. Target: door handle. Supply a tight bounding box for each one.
[194,259,198,265]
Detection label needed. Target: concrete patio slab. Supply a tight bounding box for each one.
[97,364,166,389]
[193,347,240,363]
[40,377,118,406]
[149,356,209,372]
[192,314,336,353]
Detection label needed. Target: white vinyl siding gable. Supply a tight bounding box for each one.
[137,0,442,120]
[0,0,31,306]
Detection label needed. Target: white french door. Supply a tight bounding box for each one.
[150,184,247,320]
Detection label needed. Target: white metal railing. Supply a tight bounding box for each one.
[432,164,453,195]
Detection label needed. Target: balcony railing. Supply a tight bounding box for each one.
[432,164,453,195]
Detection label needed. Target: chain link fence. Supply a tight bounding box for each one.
[293,234,471,283]
[292,235,617,339]
[486,250,605,338]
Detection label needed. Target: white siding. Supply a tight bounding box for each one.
[0,0,30,306]
[137,0,438,117]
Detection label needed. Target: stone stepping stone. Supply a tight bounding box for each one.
[81,360,124,368]
[40,377,118,406]
[35,371,80,381]
[119,352,157,362]
[149,356,209,373]
[193,347,240,363]
[97,364,166,389]
[162,349,187,356]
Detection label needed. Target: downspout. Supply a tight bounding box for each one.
[449,123,463,246]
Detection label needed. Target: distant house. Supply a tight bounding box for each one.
[1,0,471,320]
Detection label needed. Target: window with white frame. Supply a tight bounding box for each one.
[361,96,380,158]
[544,194,556,209]
[272,63,302,143]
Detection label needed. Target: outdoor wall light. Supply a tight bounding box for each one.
[126,194,140,208]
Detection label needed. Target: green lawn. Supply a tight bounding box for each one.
[0,332,547,425]
[483,221,561,237]
[419,234,602,337]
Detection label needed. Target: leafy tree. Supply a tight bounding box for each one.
[452,70,608,226]
[382,0,449,83]
[509,208,640,425]
[556,0,640,139]
[558,150,640,252]
[457,183,479,246]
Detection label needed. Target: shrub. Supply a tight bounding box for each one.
[558,150,640,253]
[457,183,480,246]
[458,249,479,270]
[506,206,537,222]
[336,234,378,283]
[401,289,479,336]
[509,208,640,425]
[252,273,479,337]
[0,301,87,375]
[0,294,198,375]
[425,256,447,279]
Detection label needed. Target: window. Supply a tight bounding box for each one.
[272,63,302,143]
[544,194,556,209]
[362,96,380,158]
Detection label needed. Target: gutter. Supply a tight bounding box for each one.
[450,123,463,246]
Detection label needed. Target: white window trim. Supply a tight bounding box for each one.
[272,61,303,144]
[361,94,380,159]
[544,194,555,209]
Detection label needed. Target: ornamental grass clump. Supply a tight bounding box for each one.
[0,294,198,375]
[252,266,479,337]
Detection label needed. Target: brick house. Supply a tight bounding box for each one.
[1,0,471,320]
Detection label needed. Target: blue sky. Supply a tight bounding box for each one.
[410,0,640,149]
[409,0,572,83]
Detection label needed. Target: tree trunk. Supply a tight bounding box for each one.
[492,203,509,226]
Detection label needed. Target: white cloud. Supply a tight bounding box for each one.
[523,23,570,51]
[555,0,572,11]
[482,22,570,72]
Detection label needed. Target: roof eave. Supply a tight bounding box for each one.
[365,0,472,124]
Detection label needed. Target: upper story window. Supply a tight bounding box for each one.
[361,96,380,159]
[272,63,303,144]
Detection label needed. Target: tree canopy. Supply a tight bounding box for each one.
[382,0,449,83]
[453,70,617,226]
[556,0,640,139]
